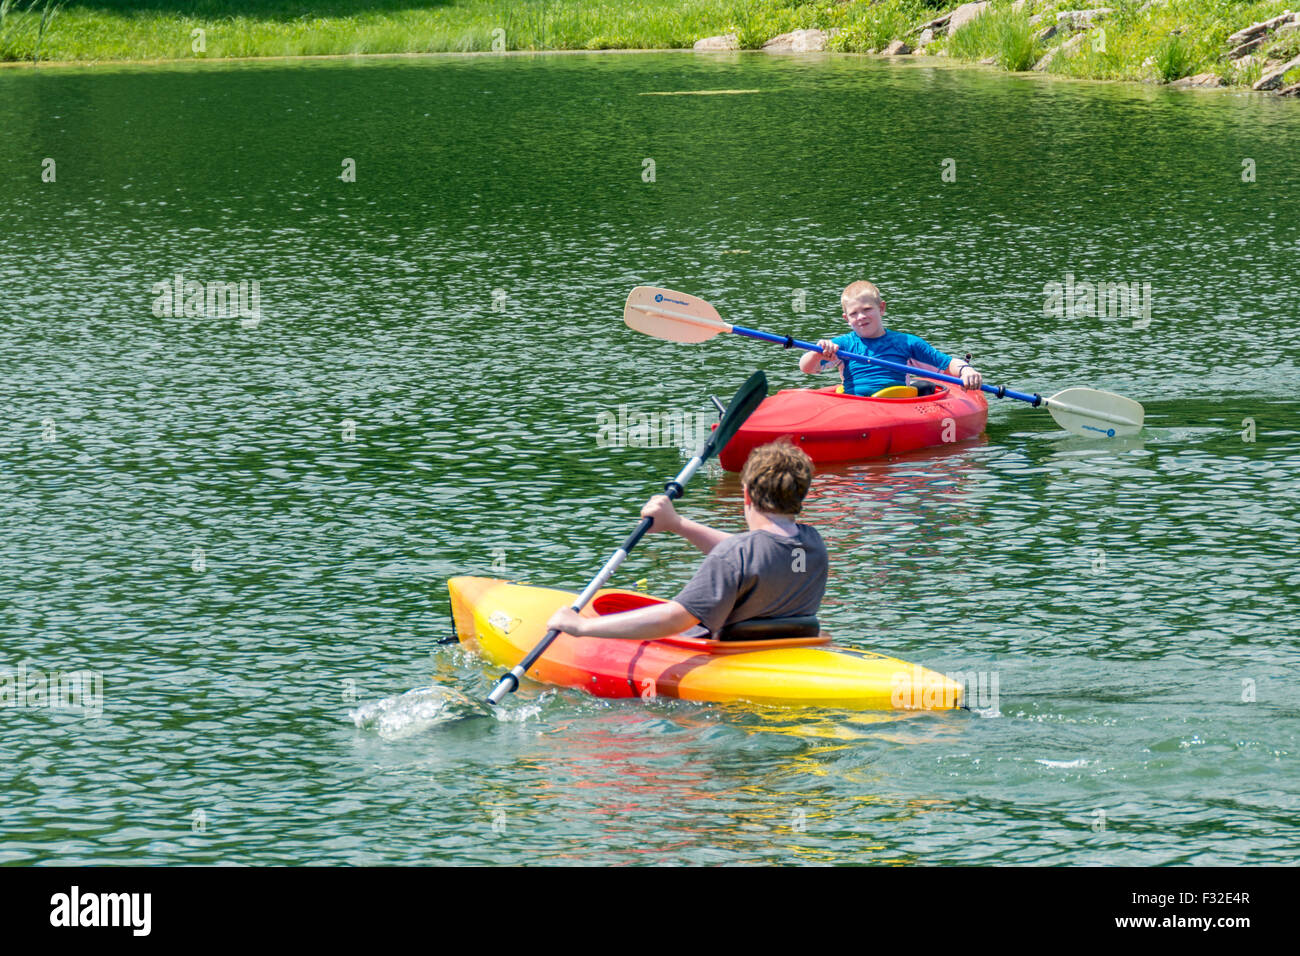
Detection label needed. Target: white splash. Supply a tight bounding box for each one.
[349,686,489,739]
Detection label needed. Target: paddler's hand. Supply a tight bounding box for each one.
[958,365,983,390]
[640,495,681,534]
[547,606,587,637]
[816,339,840,362]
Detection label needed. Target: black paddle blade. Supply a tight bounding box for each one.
[700,370,767,462]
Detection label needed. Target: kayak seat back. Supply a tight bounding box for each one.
[818,384,947,401]
[871,385,919,398]
[718,616,821,641]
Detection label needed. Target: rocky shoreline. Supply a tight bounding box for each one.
[4,0,1299,91]
[694,4,1300,97]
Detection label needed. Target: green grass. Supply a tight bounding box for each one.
[829,1,930,53]
[946,3,1042,70]
[1043,0,1290,82]
[1,0,766,60]
[1,0,1296,95]
[0,0,64,61]
[1152,32,1197,80]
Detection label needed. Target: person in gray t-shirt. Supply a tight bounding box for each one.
[546,442,828,640]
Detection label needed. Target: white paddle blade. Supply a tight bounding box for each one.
[1045,387,1145,438]
[623,286,732,343]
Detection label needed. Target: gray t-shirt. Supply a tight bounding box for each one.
[672,525,828,635]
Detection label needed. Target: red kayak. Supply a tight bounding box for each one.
[718,385,988,471]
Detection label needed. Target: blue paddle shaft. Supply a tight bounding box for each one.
[730,325,1041,406]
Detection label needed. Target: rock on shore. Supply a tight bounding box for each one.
[1253,53,1300,91]
[762,29,834,53]
[1034,33,1086,71]
[947,2,990,36]
[693,33,739,51]
[1169,72,1226,87]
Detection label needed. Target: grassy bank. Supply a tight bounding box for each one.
[1,0,1297,92]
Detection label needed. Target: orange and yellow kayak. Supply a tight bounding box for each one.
[448,576,964,711]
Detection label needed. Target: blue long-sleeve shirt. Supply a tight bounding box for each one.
[820,329,954,396]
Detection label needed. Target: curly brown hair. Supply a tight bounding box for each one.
[739,441,814,515]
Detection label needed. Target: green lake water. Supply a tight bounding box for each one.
[1,52,1298,865]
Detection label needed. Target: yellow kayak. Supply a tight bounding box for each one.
[449,576,964,711]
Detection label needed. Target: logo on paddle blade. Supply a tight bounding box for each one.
[653,293,690,306]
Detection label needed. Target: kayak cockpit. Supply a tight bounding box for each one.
[587,590,831,651]
[820,384,955,402]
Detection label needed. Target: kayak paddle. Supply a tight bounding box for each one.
[623,286,1144,438]
[485,369,769,705]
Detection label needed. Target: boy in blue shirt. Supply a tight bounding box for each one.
[799,281,984,396]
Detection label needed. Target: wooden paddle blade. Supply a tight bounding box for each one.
[623,286,731,343]
[1044,387,1145,438]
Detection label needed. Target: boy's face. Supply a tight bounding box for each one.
[843,293,885,337]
